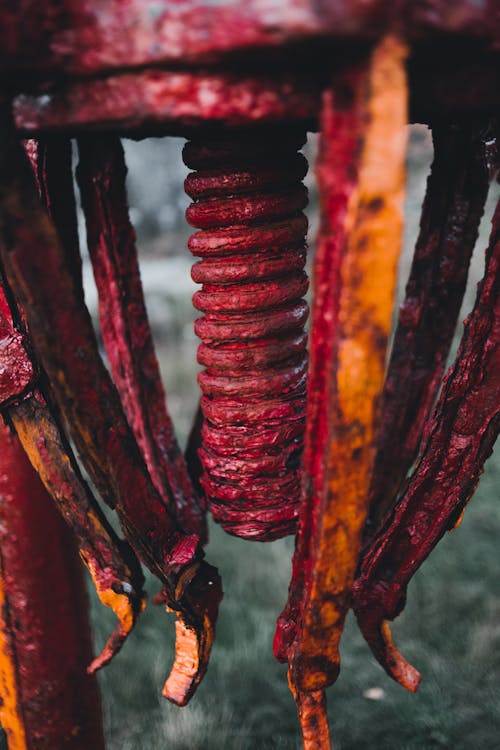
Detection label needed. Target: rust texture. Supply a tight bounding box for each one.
[354,191,500,691]
[0,116,222,707]
[274,35,408,741]
[7,3,499,143]
[184,128,309,541]
[0,278,36,404]
[0,419,105,750]
[12,395,146,674]
[13,71,321,138]
[76,135,205,542]
[0,1,500,747]
[0,264,145,671]
[291,686,331,750]
[1,1,496,77]
[366,120,494,536]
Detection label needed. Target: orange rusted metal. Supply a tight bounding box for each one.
[275,36,408,739]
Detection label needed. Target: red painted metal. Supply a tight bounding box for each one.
[366,121,493,536]
[0,275,36,405]
[354,192,500,689]
[76,134,206,542]
[0,116,222,707]
[0,273,146,673]
[184,128,309,540]
[13,71,321,138]
[2,1,496,77]
[0,419,105,750]
[1,2,500,749]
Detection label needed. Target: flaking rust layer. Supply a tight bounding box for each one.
[275,36,408,747]
[0,258,146,675]
[2,1,495,77]
[354,190,500,689]
[76,135,205,542]
[367,121,494,535]
[184,127,309,541]
[0,115,222,707]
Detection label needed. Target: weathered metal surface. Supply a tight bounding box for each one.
[3,1,497,137]
[0,272,36,405]
[184,128,309,540]
[13,71,320,137]
[274,36,408,745]
[1,1,496,76]
[366,121,493,536]
[76,135,206,542]
[354,190,500,691]
[0,419,105,750]
[0,1,499,748]
[0,115,222,707]
[0,253,146,672]
[11,395,147,674]
[11,53,500,138]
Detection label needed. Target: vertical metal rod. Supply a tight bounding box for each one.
[0,420,105,750]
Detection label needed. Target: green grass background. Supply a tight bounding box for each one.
[94,452,499,750]
[84,127,500,748]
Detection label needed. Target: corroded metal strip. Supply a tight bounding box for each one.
[0,0,385,75]
[0,118,221,705]
[12,396,146,673]
[12,58,500,137]
[1,0,495,77]
[366,121,494,535]
[14,71,320,137]
[24,138,83,288]
[0,274,145,671]
[274,36,408,743]
[353,194,500,690]
[76,135,205,541]
[0,420,105,750]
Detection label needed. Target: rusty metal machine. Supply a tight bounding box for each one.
[0,2,499,748]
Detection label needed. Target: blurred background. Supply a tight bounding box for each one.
[78,126,500,749]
